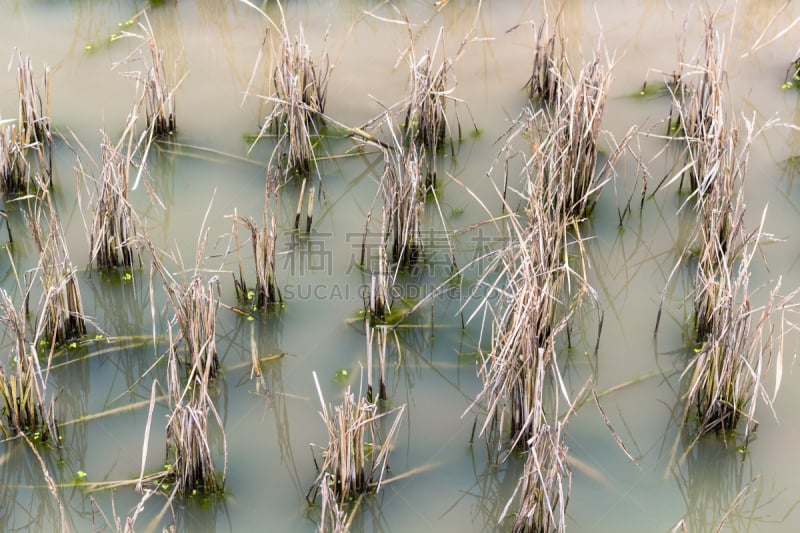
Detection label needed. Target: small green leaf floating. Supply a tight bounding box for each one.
[334,369,349,383]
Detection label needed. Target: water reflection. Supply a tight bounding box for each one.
[673,434,769,531]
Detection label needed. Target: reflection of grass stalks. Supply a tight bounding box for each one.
[27,189,86,346]
[259,18,331,177]
[89,132,142,270]
[366,321,388,403]
[308,372,405,506]
[0,289,60,445]
[501,422,569,533]
[230,170,282,308]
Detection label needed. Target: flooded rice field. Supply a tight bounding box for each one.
[2,0,800,531]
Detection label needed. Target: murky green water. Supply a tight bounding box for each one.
[2,0,800,531]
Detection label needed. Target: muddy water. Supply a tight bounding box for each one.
[2,1,800,531]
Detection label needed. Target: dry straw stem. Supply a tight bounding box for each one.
[256,10,331,177]
[0,118,29,194]
[527,12,567,105]
[308,372,405,506]
[229,170,282,308]
[466,178,596,456]
[166,274,222,381]
[665,13,729,195]
[511,48,628,222]
[0,289,60,444]
[318,472,350,533]
[26,187,87,346]
[685,215,795,440]
[165,384,226,495]
[137,14,180,136]
[89,131,142,270]
[13,49,53,183]
[500,422,570,533]
[380,122,426,270]
[400,27,468,189]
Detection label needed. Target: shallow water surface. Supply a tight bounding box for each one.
[2,1,800,531]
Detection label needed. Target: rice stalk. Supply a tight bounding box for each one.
[685,220,793,439]
[467,178,592,456]
[318,472,349,533]
[89,131,142,270]
[14,50,52,183]
[0,289,60,445]
[527,17,567,105]
[165,350,226,495]
[308,372,405,506]
[159,270,226,496]
[229,169,282,308]
[667,15,727,195]
[691,128,745,343]
[380,125,425,270]
[522,52,618,220]
[166,274,221,381]
[259,18,331,177]
[0,119,29,194]
[681,118,797,439]
[400,28,465,189]
[26,188,87,346]
[500,422,570,533]
[140,16,178,136]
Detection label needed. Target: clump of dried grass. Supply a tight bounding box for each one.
[163,330,226,495]
[666,16,727,195]
[134,15,179,137]
[400,28,465,188]
[687,154,792,438]
[230,170,282,309]
[380,125,426,270]
[166,274,222,381]
[0,289,60,444]
[88,132,142,270]
[307,372,405,505]
[521,53,621,219]
[14,50,53,182]
[26,188,86,346]
[258,19,331,177]
[527,17,567,105]
[468,181,591,455]
[501,422,570,533]
[0,50,52,194]
[0,119,29,194]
